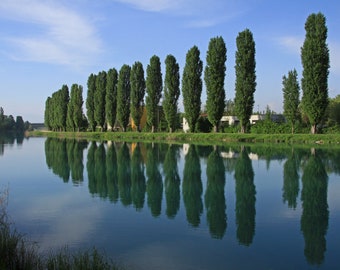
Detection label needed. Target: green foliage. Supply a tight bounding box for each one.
[282,69,300,133]
[163,54,180,133]
[94,71,107,131]
[117,65,131,132]
[86,74,97,131]
[204,36,227,132]
[182,46,203,133]
[44,85,69,131]
[146,55,162,132]
[326,95,340,126]
[106,68,118,130]
[130,62,146,132]
[301,13,329,134]
[234,29,256,133]
[67,84,84,132]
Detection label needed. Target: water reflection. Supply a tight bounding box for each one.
[163,144,181,219]
[42,138,338,265]
[234,146,256,246]
[282,149,300,209]
[205,147,226,239]
[301,149,329,265]
[131,143,146,210]
[182,145,203,227]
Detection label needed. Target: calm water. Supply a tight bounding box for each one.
[1,136,340,270]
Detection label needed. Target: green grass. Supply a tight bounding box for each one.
[29,130,340,146]
[0,189,123,270]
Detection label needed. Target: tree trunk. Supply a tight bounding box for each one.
[151,125,155,133]
[240,125,245,133]
[213,125,218,133]
[311,124,317,134]
[291,125,294,134]
[169,127,173,133]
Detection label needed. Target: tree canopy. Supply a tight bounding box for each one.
[163,54,180,133]
[182,46,203,133]
[234,29,256,133]
[146,55,162,133]
[205,36,227,132]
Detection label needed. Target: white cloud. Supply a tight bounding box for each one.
[114,0,248,27]
[277,36,303,55]
[113,0,182,12]
[0,0,102,67]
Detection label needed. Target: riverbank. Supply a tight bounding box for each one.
[28,130,340,146]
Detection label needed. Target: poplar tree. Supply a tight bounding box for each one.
[67,84,77,131]
[182,46,203,133]
[106,68,118,131]
[234,29,256,133]
[130,61,146,132]
[282,69,300,134]
[205,36,227,132]
[57,85,69,131]
[94,71,107,131]
[73,85,84,132]
[86,73,97,131]
[163,54,180,133]
[117,64,131,132]
[146,55,162,133]
[301,13,329,134]
[44,97,52,130]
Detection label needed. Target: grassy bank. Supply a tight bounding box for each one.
[29,130,340,146]
[0,189,123,270]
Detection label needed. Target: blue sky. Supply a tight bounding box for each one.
[0,0,339,123]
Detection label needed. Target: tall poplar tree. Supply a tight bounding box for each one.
[44,97,52,130]
[163,54,180,133]
[130,61,146,132]
[106,68,118,131]
[86,73,97,131]
[182,46,203,133]
[94,71,107,131]
[301,13,329,134]
[204,36,227,132]
[73,85,84,132]
[282,69,300,134]
[58,85,69,131]
[146,55,162,133]
[67,84,77,131]
[117,64,131,132]
[234,29,256,133]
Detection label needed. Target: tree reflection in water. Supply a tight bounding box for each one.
[234,146,256,246]
[44,138,336,265]
[205,147,226,239]
[182,145,203,227]
[301,149,329,265]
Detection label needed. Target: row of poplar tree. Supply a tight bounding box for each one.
[44,30,253,133]
[45,12,329,134]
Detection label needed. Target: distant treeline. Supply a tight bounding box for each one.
[0,107,31,133]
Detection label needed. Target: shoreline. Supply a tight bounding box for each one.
[28,130,340,146]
